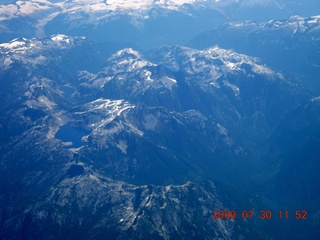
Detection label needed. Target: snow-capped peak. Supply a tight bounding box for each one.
[0,0,205,21]
[0,34,82,68]
[0,38,28,54]
[51,34,82,44]
[0,34,78,53]
[107,48,155,73]
[111,48,142,60]
[149,45,277,79]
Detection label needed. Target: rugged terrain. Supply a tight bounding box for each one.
[0,1,319,239]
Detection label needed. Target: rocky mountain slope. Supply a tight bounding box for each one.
[0,34,304,239]
[1,1,320,239]
[188,15,320,94]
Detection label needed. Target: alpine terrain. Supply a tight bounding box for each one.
[0,0,319,239]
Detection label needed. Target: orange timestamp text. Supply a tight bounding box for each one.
[212,210,307,220]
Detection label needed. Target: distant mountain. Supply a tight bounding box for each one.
[1,0,320,47]
[188,15,320,94]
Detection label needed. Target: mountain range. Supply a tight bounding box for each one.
[1,0,320,47]
[0,0,319,239]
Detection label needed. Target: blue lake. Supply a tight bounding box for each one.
[55,125,89,148]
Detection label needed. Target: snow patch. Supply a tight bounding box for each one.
[16,0,52,15]
[160,76,177,91]
[0,4,18,21]
[51,34,71,44]
[216,123,228,136]
[116,140,128,154]
[311,96,320,102]
[38,95,56,110]
[308,15,320,24]
[223,80,240,96]
[251,64,274,76]
[143,114,158,130]
[143,70,153,82]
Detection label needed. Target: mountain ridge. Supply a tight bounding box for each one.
[1,2,320,237]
